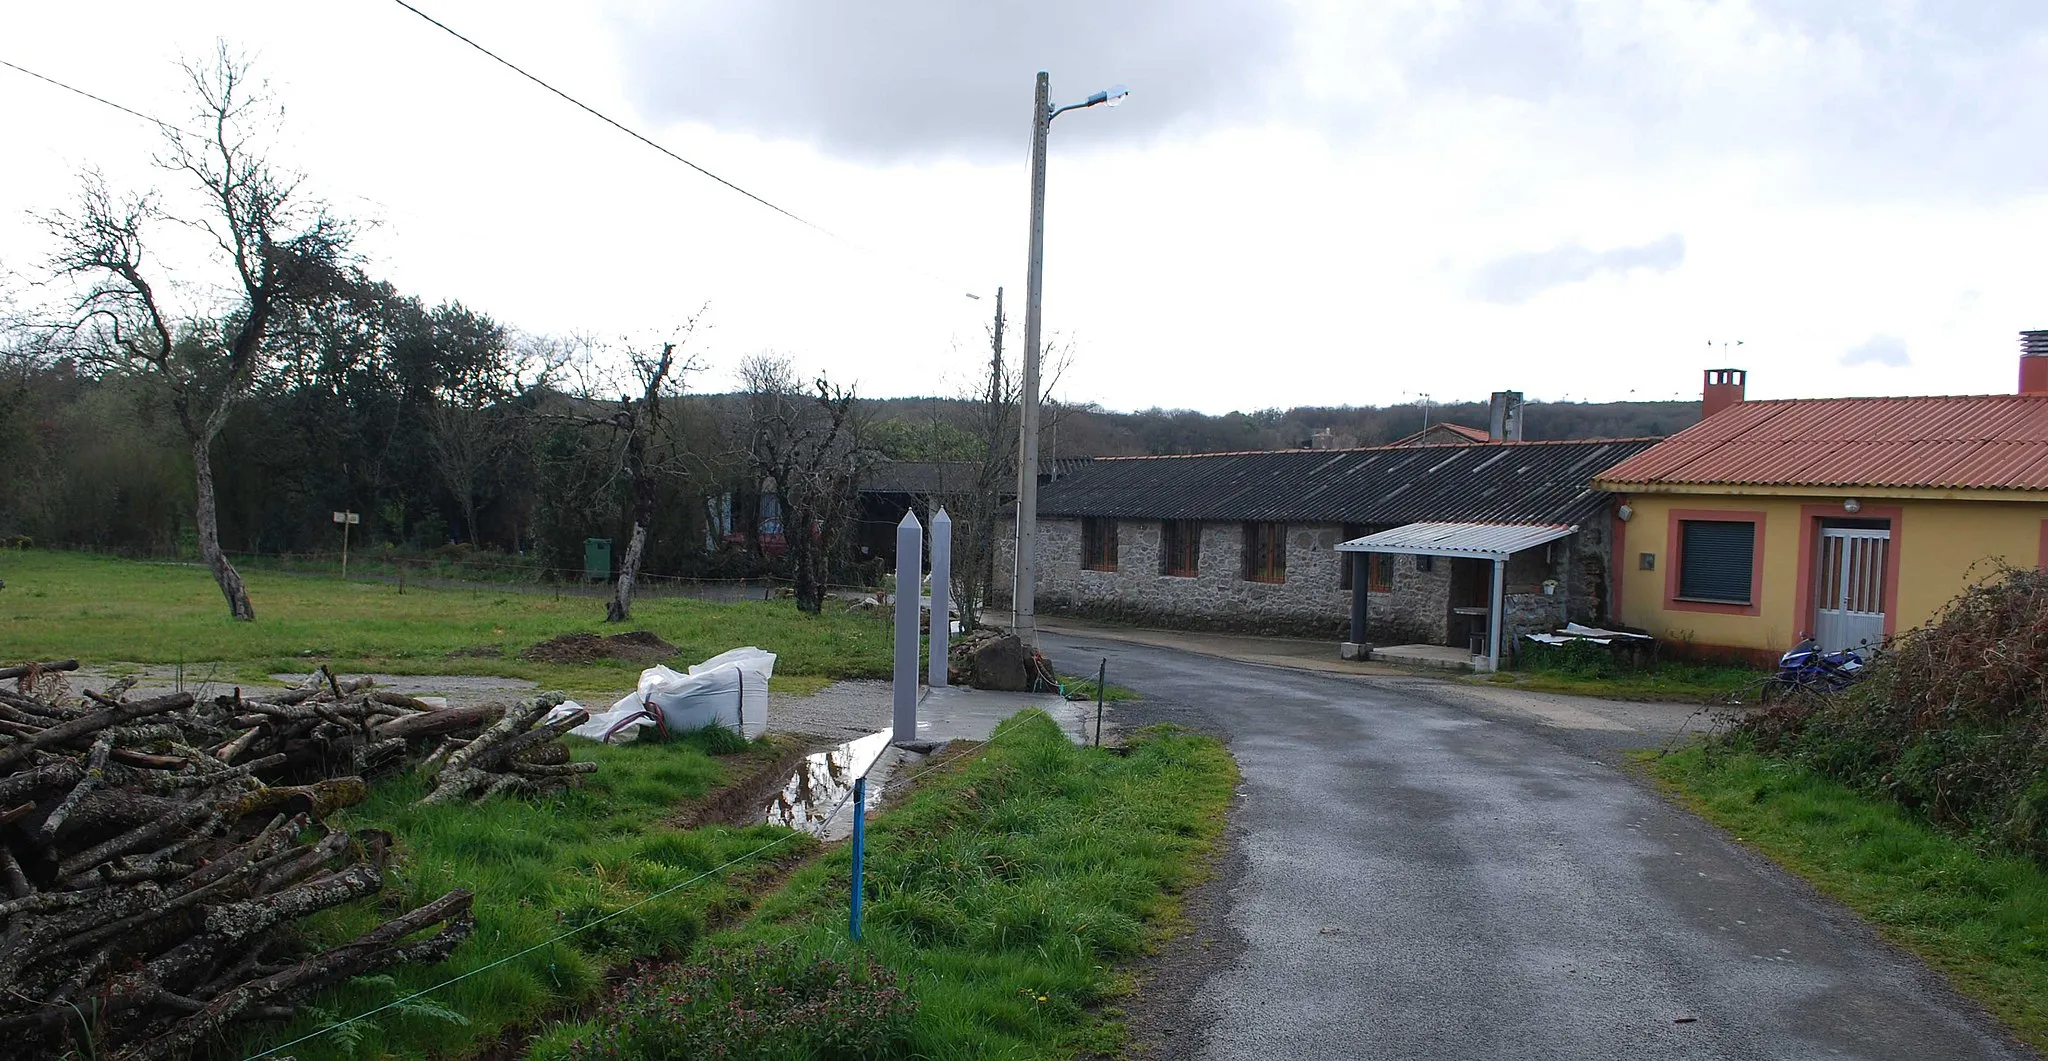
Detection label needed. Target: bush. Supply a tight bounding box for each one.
[1732,565,2048,862]
[566,944,914,1061]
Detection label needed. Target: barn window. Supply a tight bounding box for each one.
[1081,517,1118,572]
[1243,521,1287,583]
[1160,520,1200,577]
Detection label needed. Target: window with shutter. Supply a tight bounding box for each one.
[1243,522,1286,583]
[1082,518,1118,571]
[1677,520,1755,604]
[1160,520,1200,577]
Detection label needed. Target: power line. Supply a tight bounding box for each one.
[386,0,981,302]
[0,57,204,140]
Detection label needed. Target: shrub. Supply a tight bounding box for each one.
[1731,564,2048,862]
[566,944,914,1061]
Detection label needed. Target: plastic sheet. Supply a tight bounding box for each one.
[553,646,778,743]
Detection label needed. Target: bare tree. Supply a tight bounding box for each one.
[539,325,701,622]
[42,44,349,620]
[733,355,871,614]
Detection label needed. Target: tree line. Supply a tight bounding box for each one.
[0,45,1698,625]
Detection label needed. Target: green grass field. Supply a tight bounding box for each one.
[534,712,1239,1061]
[1651,748,2048,1051]
[224,733,813,1061]
[0,549,886,700]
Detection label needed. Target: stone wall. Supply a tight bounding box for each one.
[996,517,1445,641]
[994,513,1617,646]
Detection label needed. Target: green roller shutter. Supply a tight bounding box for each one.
[1678,520,1754,603]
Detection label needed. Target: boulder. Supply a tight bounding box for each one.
[964,633,1031,691]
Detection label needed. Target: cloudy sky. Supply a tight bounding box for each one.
[5,1,2046,412]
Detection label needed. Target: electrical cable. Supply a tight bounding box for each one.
[0,57,205,140]
[385,0,983,303]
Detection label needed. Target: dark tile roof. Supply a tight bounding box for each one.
[1035,438,1661,527]
[859,461,979,495]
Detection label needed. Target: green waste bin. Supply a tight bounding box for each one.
[584,538,612,582]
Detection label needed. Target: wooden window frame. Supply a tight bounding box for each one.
[1081,517,1118,572]
[1160,519,1200,577]
[1369,553,1394,592]
[1242,521,1287,584]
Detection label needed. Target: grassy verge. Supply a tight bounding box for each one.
[533,711,1239,1061]
[220,732,815,1061]
[1649,747,2048,1050]
[1490,641,1758,701]
[0,549,888,699]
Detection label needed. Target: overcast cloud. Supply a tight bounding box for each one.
[1842,335,1912,368]
[5,1,2048,412]
[607,0,1294,162]
[1473,234,1686,304]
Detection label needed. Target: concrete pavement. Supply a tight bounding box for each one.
[1039,630,2032,1061]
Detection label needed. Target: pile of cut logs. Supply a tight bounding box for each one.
[0,659,595,1061]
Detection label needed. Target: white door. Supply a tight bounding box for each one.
[1813,526,1889,653]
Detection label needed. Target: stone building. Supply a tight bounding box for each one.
[992,436,1658,666]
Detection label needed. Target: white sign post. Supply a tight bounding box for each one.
[332,510,360,580]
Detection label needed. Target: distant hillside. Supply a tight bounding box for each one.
[853,395,1701,459]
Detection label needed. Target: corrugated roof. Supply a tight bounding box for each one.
[1336,522,1577,559]
[1034,438,1658,525]
[1598,394,2048,490]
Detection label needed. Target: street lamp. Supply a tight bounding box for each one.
[1013,72,1127,650]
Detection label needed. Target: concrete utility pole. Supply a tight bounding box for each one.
[1012,72,1126,649]
[1014,73,1051,648]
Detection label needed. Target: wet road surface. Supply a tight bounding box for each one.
[1040,632,2033,1061]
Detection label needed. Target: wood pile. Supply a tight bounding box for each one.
[0,660,595,1061]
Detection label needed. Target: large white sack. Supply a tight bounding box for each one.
[559,650,778,743]
[686,648,775,737]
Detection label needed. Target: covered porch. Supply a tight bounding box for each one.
[1336,521,1578,673]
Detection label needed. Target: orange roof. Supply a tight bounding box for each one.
[1597,394,2048,491]
[1388,422,1492,446]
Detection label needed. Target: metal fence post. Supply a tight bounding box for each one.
[930,508,952,688]
[1094,657,1106,747]
[893,511,923,743]
[850,775,866,941]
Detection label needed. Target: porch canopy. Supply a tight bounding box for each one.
[1336,521,1578,671]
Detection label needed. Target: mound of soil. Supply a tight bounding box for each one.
[521,631,678,665]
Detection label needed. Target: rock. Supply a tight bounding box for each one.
[966,634,1031,691]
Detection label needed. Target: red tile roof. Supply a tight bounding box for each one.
[1388,422,1492,446]
[1597,394,2048,491]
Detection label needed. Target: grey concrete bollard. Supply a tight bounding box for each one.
[930,508,951,688]
[893,510,923,743]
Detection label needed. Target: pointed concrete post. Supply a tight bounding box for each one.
[893,510,924,743]
[930,508,952,688]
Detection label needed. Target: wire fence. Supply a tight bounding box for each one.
[239,706,1053,1061]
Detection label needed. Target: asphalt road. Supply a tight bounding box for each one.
[1040,631,2034,1061]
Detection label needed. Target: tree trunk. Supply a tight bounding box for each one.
[787,502,823,614]
[607,521,647,622]
[191,437,254,622]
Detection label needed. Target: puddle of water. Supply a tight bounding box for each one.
[764,728,894,840]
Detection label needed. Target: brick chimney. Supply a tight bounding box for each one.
[1487,390,1524,441]
[2021,331,2048,395]
[1702,368,1746,419]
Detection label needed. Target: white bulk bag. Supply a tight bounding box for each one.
[556,647,777,743]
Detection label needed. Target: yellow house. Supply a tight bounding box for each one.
[1595,359,2048,662]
